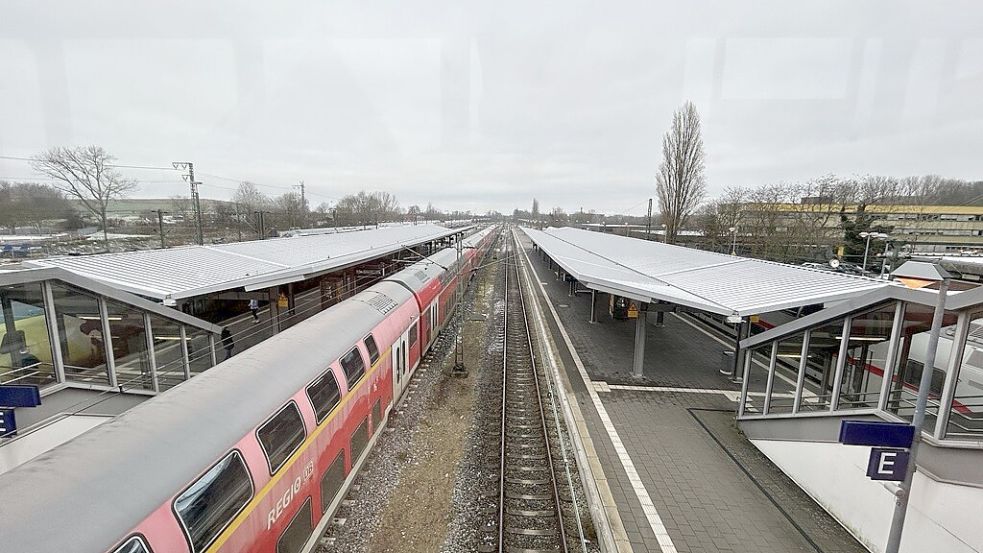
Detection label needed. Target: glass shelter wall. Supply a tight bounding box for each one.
[769,333,806,414]
[49,281,111,386]
[150,315,188,391]
[944,311,983,438]
[797,317,847,413]
[0,274,220,396]
[105,300,153,391]
[886,303,959,430]
[0,282,55,386]
[836,302,897,411]
[742,345,773,415]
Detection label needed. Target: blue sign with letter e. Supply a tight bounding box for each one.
[867,448,909,481]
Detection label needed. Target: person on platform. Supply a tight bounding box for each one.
[221,327,235,360]
[249,299,260,323]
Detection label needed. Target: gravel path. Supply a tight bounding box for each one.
[317,239,505,553]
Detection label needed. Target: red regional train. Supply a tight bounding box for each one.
[0,225,499,553]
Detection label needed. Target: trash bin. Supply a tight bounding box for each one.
[720,350,735,375]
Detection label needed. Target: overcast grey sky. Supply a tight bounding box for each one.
[1,1,980,215]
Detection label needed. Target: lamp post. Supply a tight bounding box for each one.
[880,240,892,279]
[729,226,738,256]
[859,231,888,273]
[884,261,951,553]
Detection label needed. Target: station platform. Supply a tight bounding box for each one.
[516,233,866,553]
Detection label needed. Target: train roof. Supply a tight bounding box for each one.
[0,281,413,553]
[383,246,459,293]
[463,225,496,247]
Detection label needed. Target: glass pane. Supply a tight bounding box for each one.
[340,348,365,386]
[187,328,214,375]
[798,317,847,412]
[105,300,152,391]
[307,369,340,423]
[257,403,306,473]
[350,417,369,463]
[946,311,983,438]
[174,451,252,553]
[150,316,186,391]
[742,346,772,415]
[277,498,312,553]
[886,304,958,430]
[364,334,379,365]
[319,451,346,514]
[49,282,110,386]
[769,333,805,414]
[0,282,56,387]
[836,303,897,411]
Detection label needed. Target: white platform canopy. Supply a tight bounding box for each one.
[29,224,468,301]
[522,226,893,317]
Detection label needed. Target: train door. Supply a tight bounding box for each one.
[393,329,410,401]
[429,301,439,341]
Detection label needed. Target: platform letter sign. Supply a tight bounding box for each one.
[867,448,910,481]
[0,409,15,438]
[840,420,915,483]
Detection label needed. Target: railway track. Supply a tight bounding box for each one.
[481,230,572,553]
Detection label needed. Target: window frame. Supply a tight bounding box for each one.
[319,450,347,514]
[408,321,418,348]
[306,368,342,424]
[363,334,380,366]
[172,449,254,553]
[350,416,370,465]
[340,347,366,387]
[276,496,313,553]
[111,534,153,553]
[256,401,308,475]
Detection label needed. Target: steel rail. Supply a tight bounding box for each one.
[514,230,570,553]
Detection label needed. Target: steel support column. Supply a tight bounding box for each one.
[829,317,852,411]
[98,297,118,389]
[179,325,191,380]
[632,310,647,378]
[41,281,66,384]
[144,313,159,393]
[589,290,597,323]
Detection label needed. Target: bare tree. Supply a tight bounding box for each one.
[656,102,707,243]
[31,146,137,246]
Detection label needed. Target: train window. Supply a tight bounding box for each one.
[112,536,151,553]
[306,369,341,424]
[408,321,418,348]
[173,450,253,553]
[350,417,369,465]
[276,497,312,553]
[902,360,946,396]
[320,450,346,514]
[257,402,307,474]
[364,334,380,365]
[340,347,366,386]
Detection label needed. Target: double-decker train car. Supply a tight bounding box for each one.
[0,225,499,553]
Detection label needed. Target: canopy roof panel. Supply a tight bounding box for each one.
[523,226,893,316]
[29,224,466,300]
